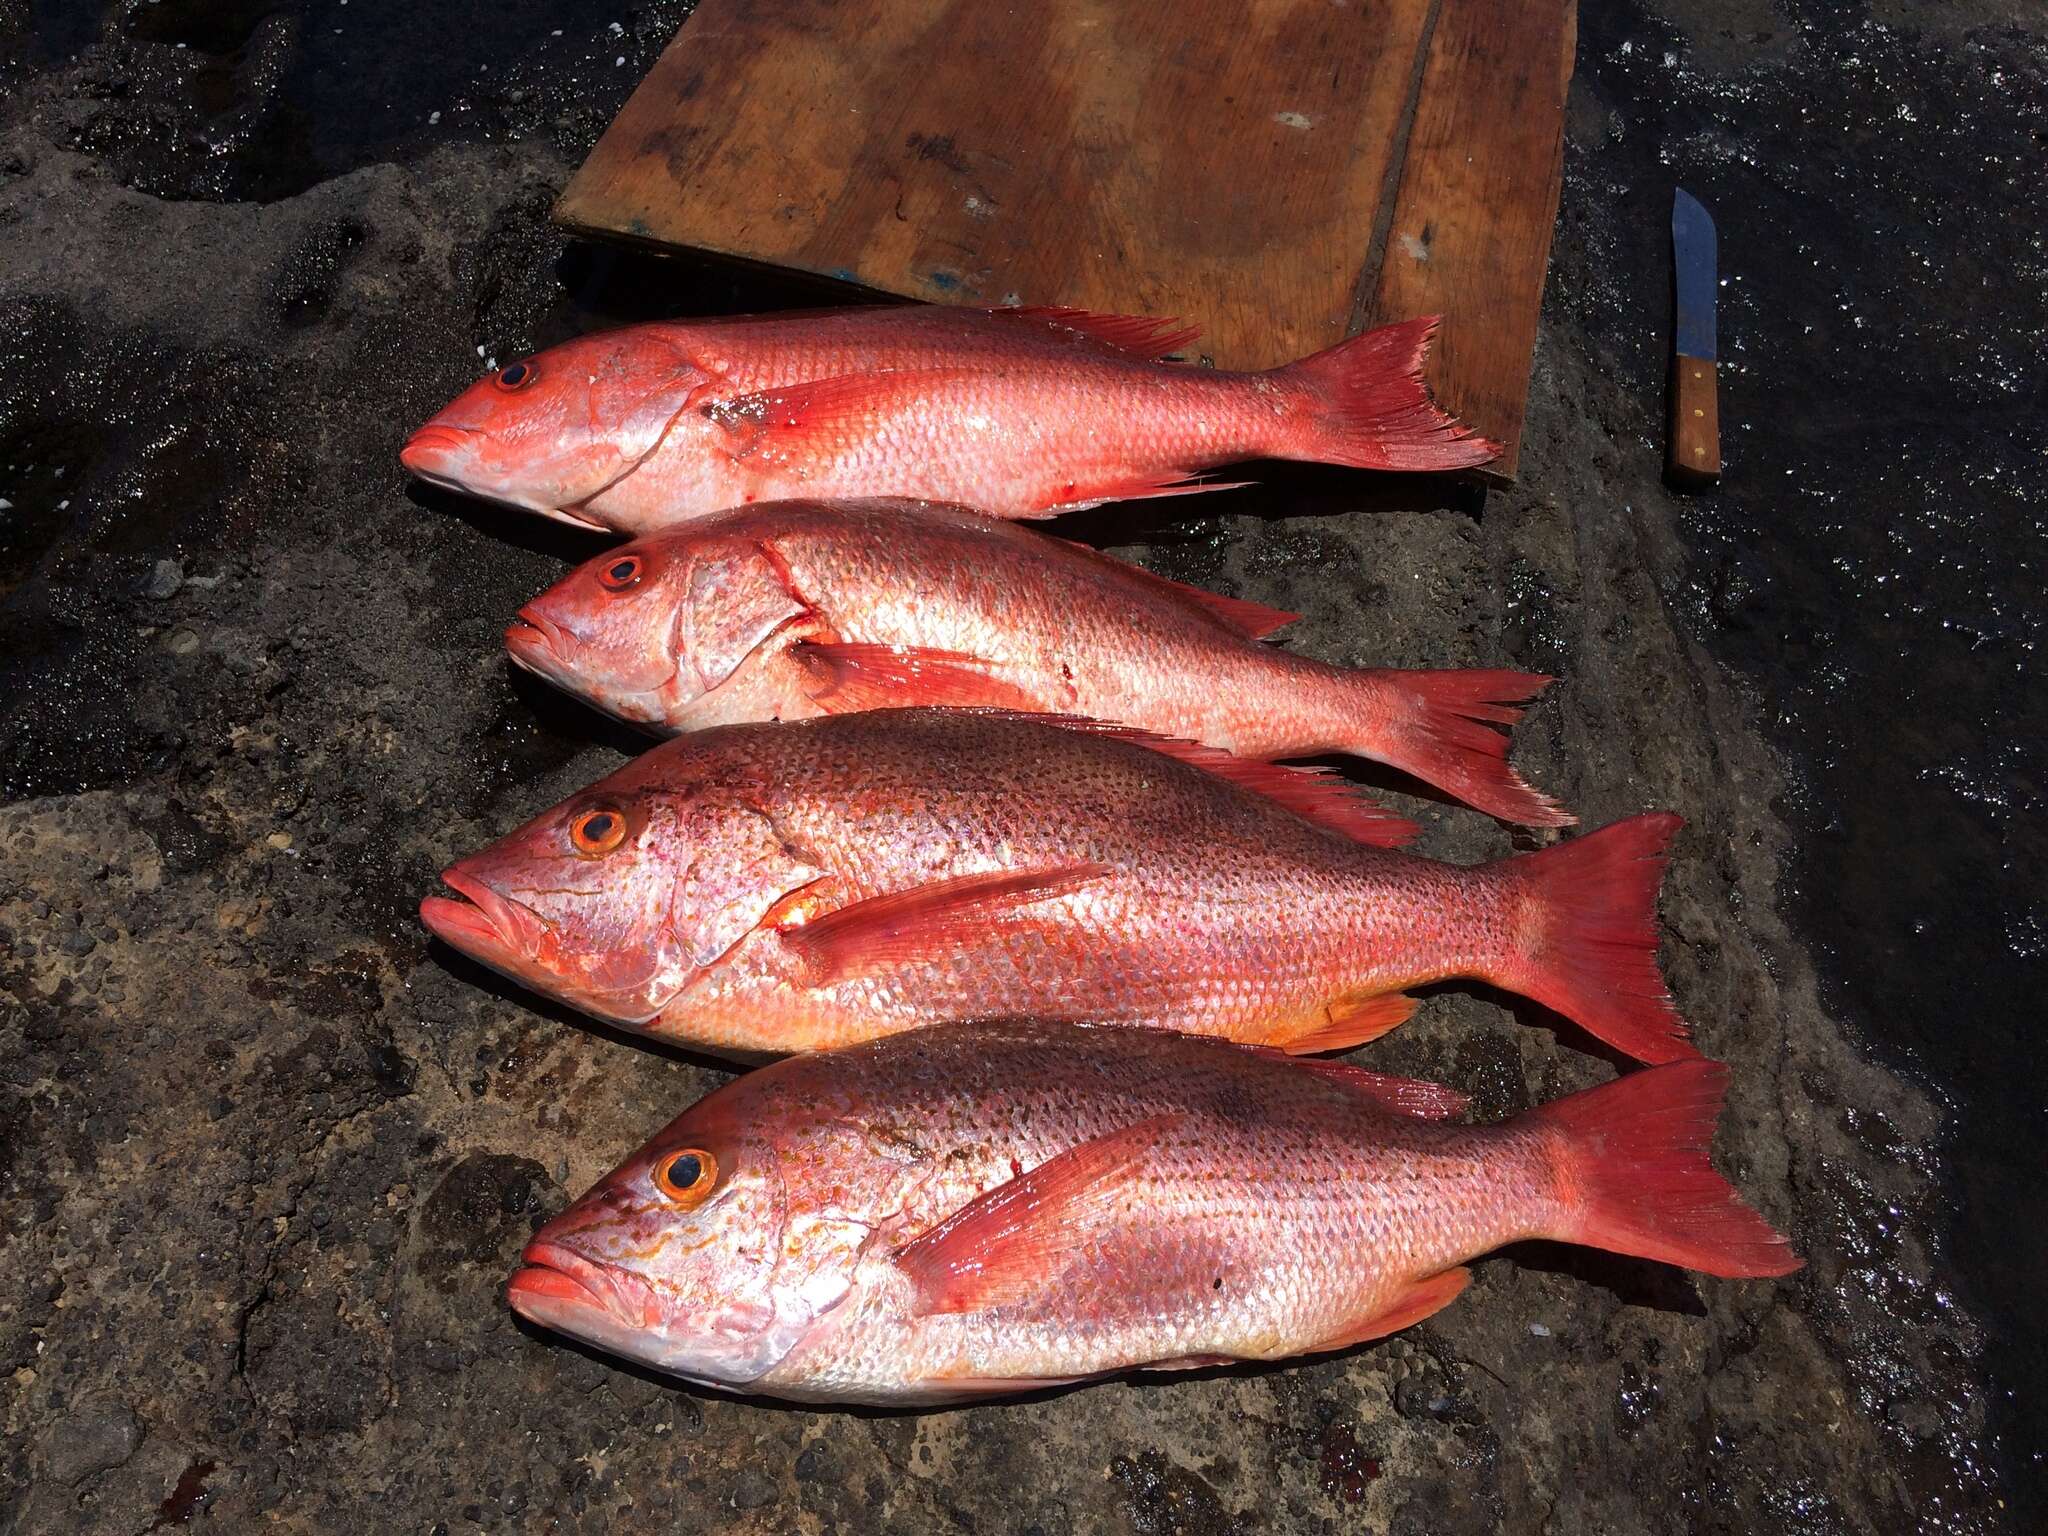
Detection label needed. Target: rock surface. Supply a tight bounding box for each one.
[0,0,2033,1531]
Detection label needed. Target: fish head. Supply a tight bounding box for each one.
[400,329,710,526]
[510,1087,850,1387]
[421,759,827,1025]
[507,529,810,726]
[420,785,692,1024]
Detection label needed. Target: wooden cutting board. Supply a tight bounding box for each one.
[555,0,1578,482]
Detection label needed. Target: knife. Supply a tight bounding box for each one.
[1668,187,1720,486]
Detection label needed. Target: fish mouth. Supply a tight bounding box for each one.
[399,424,478,478]
[505,606,572,675]
[509,1240,660,1331]
[419,869,549,977]
[421,869,671,1024]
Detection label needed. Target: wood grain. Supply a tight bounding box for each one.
[1667,356,1721,485]
[557,0,1580,480]
[1361,0,1579,483]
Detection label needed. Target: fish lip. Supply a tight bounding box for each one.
[419,869,548,970]
[399,425,621,533]
[505,606,570,673]
[399,424,478,475]
[421,871,671,1026]
[512,1240,660,1331]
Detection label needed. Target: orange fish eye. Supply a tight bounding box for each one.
[598,553,643,591]
[494,361,537,391]
[653,1147,717,1207]
[569,806,628,856]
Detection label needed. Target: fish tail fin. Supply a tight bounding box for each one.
[1276,317,1498,472]
[1488,812,1698,1063]
[1530,1060,1802,1277]
[1345,668,1575,827]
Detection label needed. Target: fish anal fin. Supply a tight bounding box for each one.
[776,864,1111,985]
[994,306,1203,360]
[898,1115,1183,1316]
[1038,471,1255,516]
[1306,1267,1471,1355]
[792,641,1042,712]
[1272,993,1418,1054]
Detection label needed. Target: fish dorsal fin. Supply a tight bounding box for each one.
[1019,713,1417,848]
[775,864,1111,985]
[1217,1039,1466,1119]
[1290,1058,1464,1119]
[791,641,1043,712]
[992,306,1202,361]
[896,1115,1183,1316]
[1052,540,1300,639]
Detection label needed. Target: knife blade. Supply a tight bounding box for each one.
[1668,187,1721,486]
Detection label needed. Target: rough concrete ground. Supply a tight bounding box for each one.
[0,0,2035,1531]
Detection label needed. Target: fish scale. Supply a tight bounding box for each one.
[505,1022,1795,1404]
[424,709,1698,1063]
[400,304,1494,527]
[505,498,1573,827]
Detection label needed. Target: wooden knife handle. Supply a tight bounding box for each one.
[1667,354,1721,486]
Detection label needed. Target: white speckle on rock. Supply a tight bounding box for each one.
[1273,111,1313,131]
[1400,232,1430,261]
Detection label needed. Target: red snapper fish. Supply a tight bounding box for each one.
[507,1022,1799,1404]
[507,498,1570,827]
[420,709,1696,1062]
[398,304,1494,530]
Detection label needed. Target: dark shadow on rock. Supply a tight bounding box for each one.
[421,937,749,1082]
[505,1313,1438,1419]
[1283,749,1471,820]
[404,478,620,566]
[552,240,908,333]
[1047,467,1485,557]
[504,661,658,761]
[1498,1239,1709,1319]
[1452,983,1646,1077]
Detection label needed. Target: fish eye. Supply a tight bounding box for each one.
[495,361,537,391]
[598,553,643,591]
[569,806,628,856]
[653,1147,717,1207]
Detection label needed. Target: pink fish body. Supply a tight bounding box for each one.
[507,1022,1798,1404]
[420,709,1694,1062]
[507,498,1569,826]
[399,305,1494,530]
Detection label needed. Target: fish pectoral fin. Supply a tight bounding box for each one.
[776,864,1112,985]
[791,641,1043,712]
[1269,993,1419,1054]
[704,370,972,461]
[1302,1267,1472,1357]
[895,1115,1184,1317]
